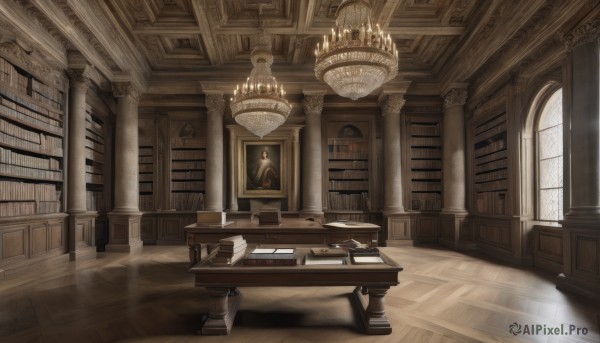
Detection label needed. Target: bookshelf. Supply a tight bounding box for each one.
[407,118,443,211]
[473,112,508,215]
[84,109,105,212]
[138,141,155,211]
[325,123,371,213]
[170,137,206,211]
[0,56,64,218]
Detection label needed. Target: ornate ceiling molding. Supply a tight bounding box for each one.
[564,19,600,50]
[443,88,468,109]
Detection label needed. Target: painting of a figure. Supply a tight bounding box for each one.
[246,144,281,191]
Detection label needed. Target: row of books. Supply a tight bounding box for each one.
[0,162,63,181]
[328,160,368,169]
[85,164,103,174]
[328,180,369,191]
[172,170,205,180]
[0,200,61,217]
[172,161,206,170]
[1,117,43,144]
[329,170,368,179]
[475,113,506,136]
[0,98,63,135]
[85,172,104,184]
[86,191,105,211]
[475,149,507,166]
[411,147,441,159]
[85,147,104,162]
[411,170,441,179]
[328,192,369,211]
[0,79,63,119]
[409,123,440,137]
[139,164,154,173]
[475,158,507,174]
[328,143,368,153]
[139,194,154,211]
[171,149,206,160]
[84,137,105,154]
[0,181,59,201]
[476,191,506,214]
[411,181,441,192]
[475,120,506,143]
[139,156,153,164]
[0,129,63,157]
[171,192,204,211]
[139,147,153,156]
[411,192,441,211]
[171,181,204,191]
[84,114,103,134]
[411,159,441,169]
[139,182,152,192]
[328,152,369,160]
[475,179,508,192]
[410,137,442,147]
[0,146,60,170]
[139,173,153,182]
[474,138,506,158]
[171,137,206,149]
[475,169,508,183]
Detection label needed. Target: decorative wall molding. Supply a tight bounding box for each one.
[302,94,324,115]
[205,94,225,115]
[443,88,468,109]
[380,94,406,116]
[67,67,93,90]
[112,82,141,102]
[564,19,600,50]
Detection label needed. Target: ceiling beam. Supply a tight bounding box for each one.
[191,0,223,64]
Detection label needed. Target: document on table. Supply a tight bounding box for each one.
[304,254,345,265]
[352,256,384,264]
[250,248,295,254]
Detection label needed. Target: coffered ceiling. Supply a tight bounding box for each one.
[0,0,596,101]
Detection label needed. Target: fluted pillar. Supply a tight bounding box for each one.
[302,93,324,216]
[557,20,600,300]
[380,94,405,213]
[205,94,225,211]
[380,93,412,246]
[440,85,470,250]
[107,82,142,252]
[66,68,96,260]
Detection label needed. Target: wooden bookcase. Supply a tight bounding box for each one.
[0,54,67,268]
[406,116,443,212]
[473,112,508,215]
[169,137,206,211]
[84,108,106,212]
[0,56,64,218]
[138,142,155,211]
[324,118,377,223]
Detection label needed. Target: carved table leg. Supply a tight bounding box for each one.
[351,286,392,334]
[201,287,242,335]
[189,244,200,266]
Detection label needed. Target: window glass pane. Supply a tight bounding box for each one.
[540,188,561,221]
[539,124,563,160]
[539,89,562,130]
[537,88,563,222]
[539,157,562,189]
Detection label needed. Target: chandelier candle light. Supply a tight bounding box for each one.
[314,0,399,100]
[230,29,292,138]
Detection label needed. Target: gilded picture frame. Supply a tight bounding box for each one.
[239,140,287,198]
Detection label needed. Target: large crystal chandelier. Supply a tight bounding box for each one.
[230,22,291,138]
[314,0,399,100]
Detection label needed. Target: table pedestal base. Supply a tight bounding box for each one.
[351,286,392,334]
[201,288,242,335]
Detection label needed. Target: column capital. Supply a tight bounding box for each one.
[379,93,405,116]
[302,94,324,115]
[112,82,141,102]
[564,19,600,50]
[205,93,225,115]
[443,88,468,109]
[67,66,93,91]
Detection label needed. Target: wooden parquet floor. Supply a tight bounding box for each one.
[0,245,598,343]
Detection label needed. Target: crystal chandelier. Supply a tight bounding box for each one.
[314,0,399,100]
[230,23,291,138]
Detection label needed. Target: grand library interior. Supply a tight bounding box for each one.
[0,0,599,342]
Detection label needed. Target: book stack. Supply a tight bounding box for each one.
[243,248,297,266]
[304,247,347,265]
[211,235,247,266]
[349,247,384,264]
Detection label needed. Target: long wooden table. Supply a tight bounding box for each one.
[184,218,380,265]
[189,246,403,335]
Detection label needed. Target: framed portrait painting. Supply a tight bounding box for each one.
[239,141,287,198]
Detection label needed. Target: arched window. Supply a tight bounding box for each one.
[537,88,563,221]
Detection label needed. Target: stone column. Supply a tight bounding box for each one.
[204,94,225,212]
[66,68,96,260]
[107,82,142,252]
[302,93,324,216]
[379,93,411,246]
[227,126,238,211]
[557,20,600,301]
[440,85,470,250]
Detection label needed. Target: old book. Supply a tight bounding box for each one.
[243,253,297,266]
[304,254,345,265]
[212,249,247,266]
[351,256,384,264]
[218,242,247,255]
[258,208,281,225]
[197,211,226,224]
[219,235,244,246]
[349,247,380,257]
[311,247,347,257]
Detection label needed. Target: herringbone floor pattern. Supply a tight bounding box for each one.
[0,245,598,343]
